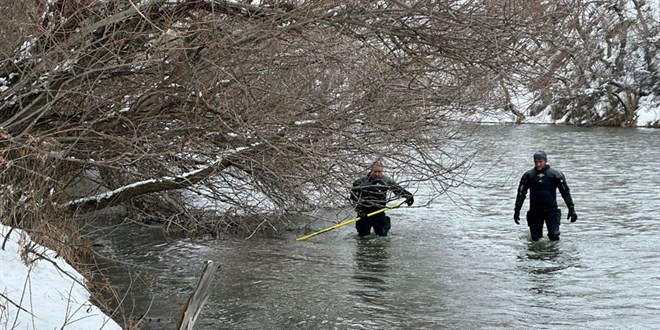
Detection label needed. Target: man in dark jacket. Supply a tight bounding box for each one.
[350,160,414,237]
[514,150,577,241]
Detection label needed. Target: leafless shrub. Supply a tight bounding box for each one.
[2,0,526,235]
[3,0,655,325]
[2,0,654,244]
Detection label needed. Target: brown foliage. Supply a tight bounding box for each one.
[2,0,525,233]
[3,0,655,324]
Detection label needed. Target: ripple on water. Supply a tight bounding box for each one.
[105,126,660,330]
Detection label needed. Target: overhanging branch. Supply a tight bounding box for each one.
[62,157,234,212]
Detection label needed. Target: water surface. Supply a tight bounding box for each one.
[94,125,660,329]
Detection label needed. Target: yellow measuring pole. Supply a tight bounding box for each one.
[296,200,406,241]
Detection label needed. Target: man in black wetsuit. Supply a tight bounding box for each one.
[514,150,578,241]
[350,160,414,237]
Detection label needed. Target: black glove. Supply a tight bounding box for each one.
[567,207,578,222]
[405,195,414,206]
[357,209,367,219]
[513,209,520,225]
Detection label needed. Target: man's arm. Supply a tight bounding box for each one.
[556,171,577,222]
[383,176,414,205]
[556,172,574,208]
[350,178,366,215]
[513,173,529,224]
[514,173,530,212]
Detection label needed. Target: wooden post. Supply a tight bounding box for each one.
[176,260,219,330]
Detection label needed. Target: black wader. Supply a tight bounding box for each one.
[355,211,391,237]
[515,165,574,241]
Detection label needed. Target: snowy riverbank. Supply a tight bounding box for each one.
[477,96,660,127]
[0,224,121,330]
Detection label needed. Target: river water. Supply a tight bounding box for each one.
[93,124,660,330]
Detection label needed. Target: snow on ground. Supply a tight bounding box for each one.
[472,103,659,126]
[637,95,660,126]
[0,224,121,330]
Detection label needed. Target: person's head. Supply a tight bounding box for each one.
[533,150,547,170]
[369,159,384,180]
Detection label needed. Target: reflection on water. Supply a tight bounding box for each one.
[519,239,582,272]
[97,125,660,330]
[351,237,391,303]
[525,240,561,262]
[517,240,581,297]
[354,237,391,276]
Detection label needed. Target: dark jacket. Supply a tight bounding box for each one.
[515,164,574,212]
[350,174,411,212]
